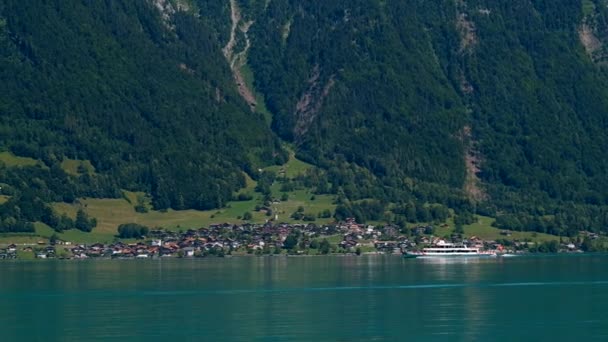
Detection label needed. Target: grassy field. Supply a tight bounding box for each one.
[0,150,329,245]
[235,173,257,196]
[0,233,45,245]
[433,215,560,242]
[264,149,314,178]
[45,184,336,243]
[0,195,9,204]
[0,141,327,244]
[0,223,118,245]
[60,158,95,175]
[268,183,335,223]
[0,151,42,167]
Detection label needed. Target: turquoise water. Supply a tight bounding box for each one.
[2,255,608,341]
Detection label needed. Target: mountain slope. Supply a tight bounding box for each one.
[225,0,608,233]
[0,0,283,218]
[3,0,608,235]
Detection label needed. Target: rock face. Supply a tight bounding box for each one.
[223,0,256,111]
[579,1,608,65]
[293,66,335,142]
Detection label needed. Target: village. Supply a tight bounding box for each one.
[0,218,592,260]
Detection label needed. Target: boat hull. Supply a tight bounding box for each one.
[402,254,419,259]
[417,253,496,258]
[402,252,496,258]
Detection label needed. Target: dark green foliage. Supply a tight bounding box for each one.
[134,196,148,213]
[579,237,605,252]
[319,239,331,255]
[302,214,316,222]
[320,209,332,219]
[75,209,96,232]
[134,204,148,213]
[117,223,149,239]
[454,212,477,226]
[245,0,467,187]
[235,193,254,202]
[56,214,75,232]
[4,0,608,235]
[49,233,58,245]
[529,240,559,253]
[254,171,276,196]
[234,0,608,233]
[283,233,298,250]
[0,0,281,217]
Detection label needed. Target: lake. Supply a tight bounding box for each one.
[1,255,608,341]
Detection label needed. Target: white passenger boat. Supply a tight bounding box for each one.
[404,240,496,258]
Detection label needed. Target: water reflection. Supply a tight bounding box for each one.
[1,256,608,340]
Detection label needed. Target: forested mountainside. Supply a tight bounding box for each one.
[0,0,285,231]
[2,0,608,236]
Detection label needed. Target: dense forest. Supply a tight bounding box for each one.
[2,0,608,236]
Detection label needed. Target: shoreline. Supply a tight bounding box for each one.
[2,251,603,262]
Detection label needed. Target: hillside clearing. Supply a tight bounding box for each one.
[434,215,560,242]
[0,151,42,168]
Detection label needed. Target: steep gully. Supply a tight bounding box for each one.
[223,0,257,111]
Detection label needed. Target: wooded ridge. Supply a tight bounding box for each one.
[2,0,608,237]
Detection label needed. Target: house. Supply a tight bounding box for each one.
[7,244,17,253]
[183,247,195,257]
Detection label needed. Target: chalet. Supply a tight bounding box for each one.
[248,244,263,251]
[374,241,399,249]
[340,238,358,249]
[45,246,56,257]
[182,247,195,257]
[35,252,47,259]
[90,243,105,251]
[159,247,174,256]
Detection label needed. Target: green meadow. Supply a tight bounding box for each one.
[60,158,96,175]
[0,151,41,168]
[433,215,560,243]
